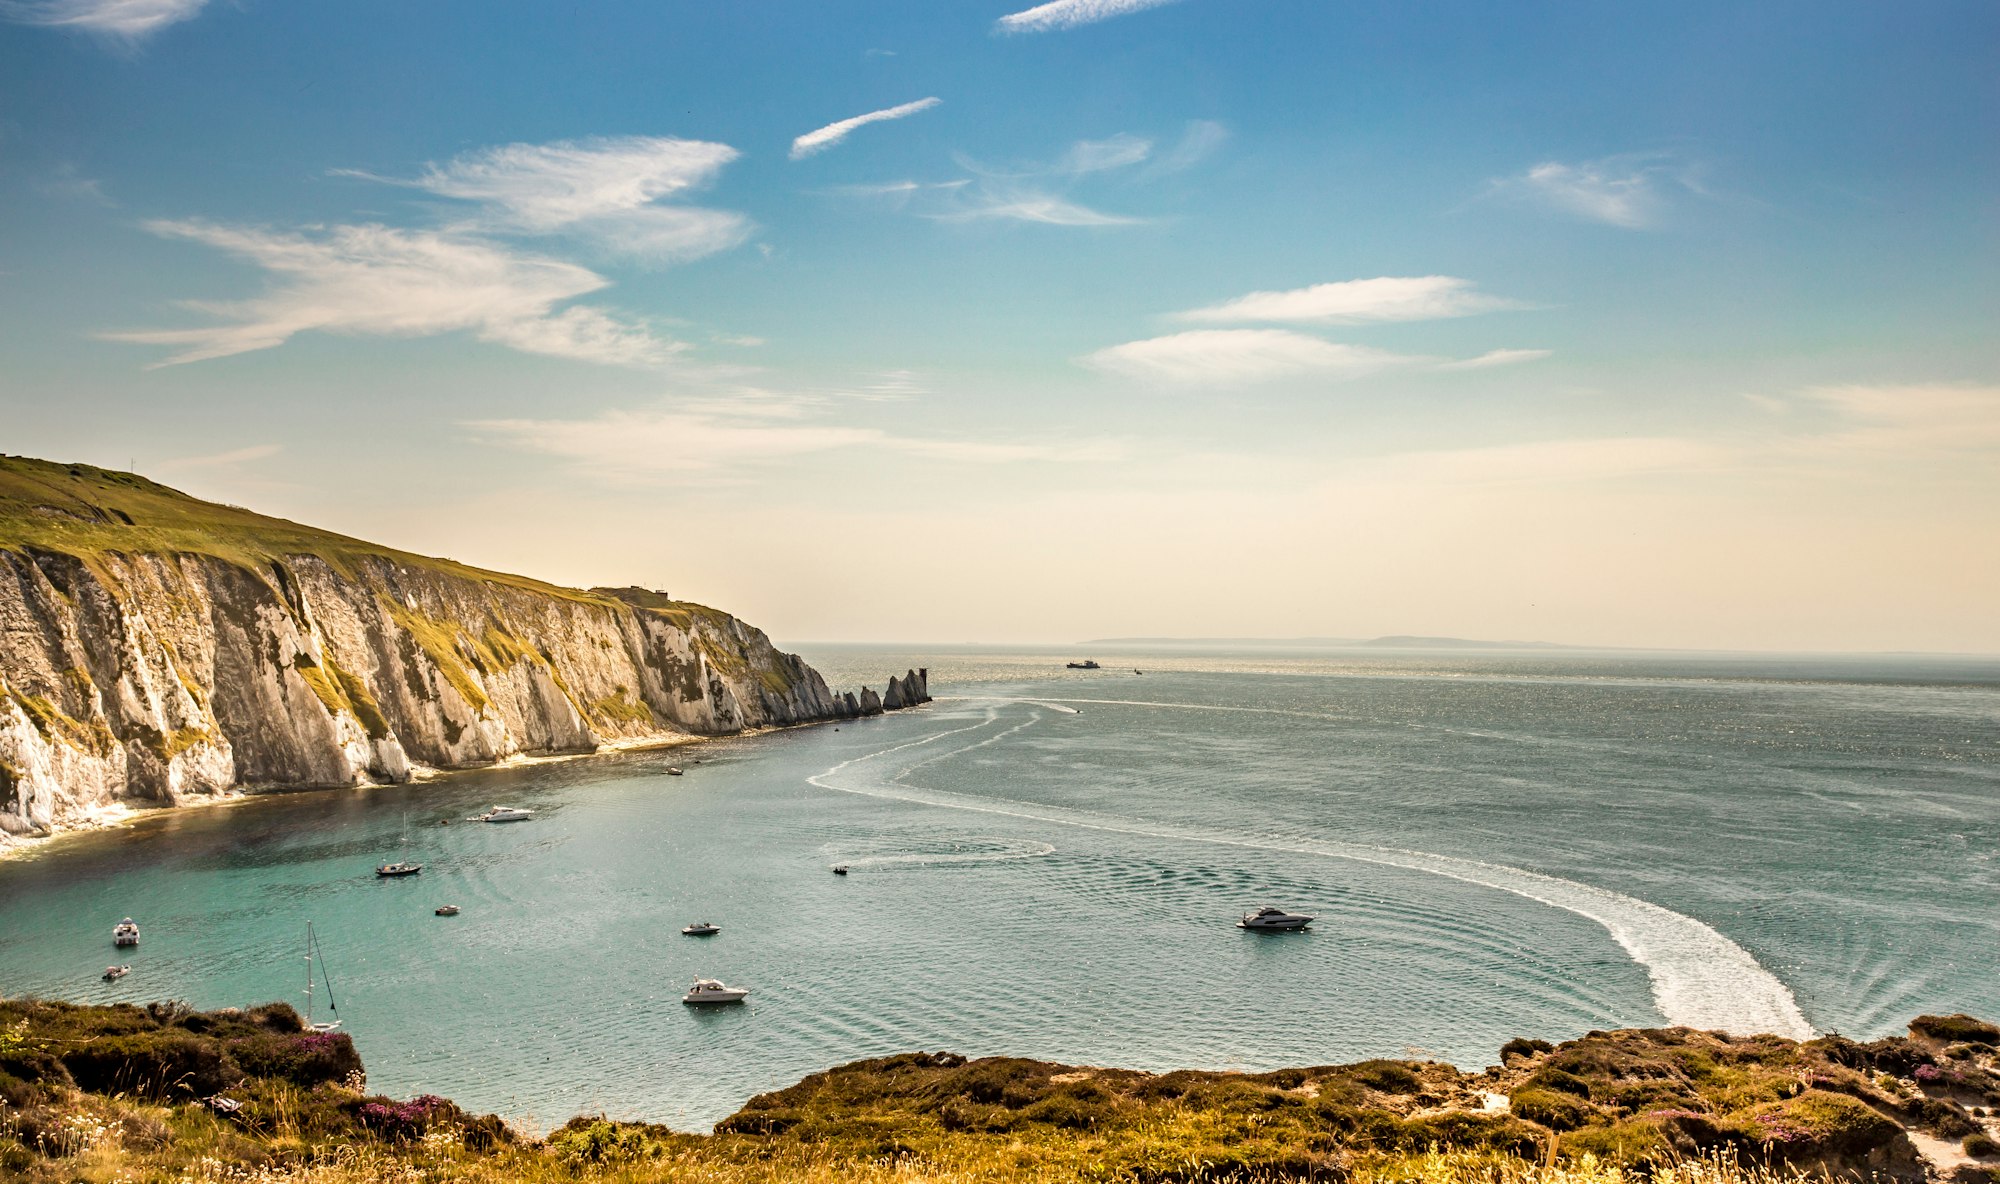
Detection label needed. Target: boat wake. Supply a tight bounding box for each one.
[810,704,1813,1040]
[824,838,1058,871]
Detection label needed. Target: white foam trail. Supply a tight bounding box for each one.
[834,840,1058,870]
[812,707,1813,1039]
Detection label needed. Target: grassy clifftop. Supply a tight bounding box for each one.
[3,997,1997,1184]
[0,454,614,607]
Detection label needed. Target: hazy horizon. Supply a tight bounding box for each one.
[3,1,1995,653]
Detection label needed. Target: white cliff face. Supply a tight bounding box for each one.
[0,547,842,843]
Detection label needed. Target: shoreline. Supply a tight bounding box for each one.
[0,715,853,864]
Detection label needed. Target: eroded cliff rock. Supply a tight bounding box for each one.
[0,457,897,843]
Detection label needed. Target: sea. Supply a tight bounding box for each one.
[1,644,1995,1131]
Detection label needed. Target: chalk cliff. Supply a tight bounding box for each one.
[0,456,900,843]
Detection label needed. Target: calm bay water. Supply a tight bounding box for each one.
[2,646,1995,1130]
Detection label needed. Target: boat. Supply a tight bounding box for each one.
[831,864,849,875]
[375,862,422,877]
[102,965,130,981]
[112,917,140,947]
[666,767,684,776]
[469,806,534,823]
[1066,659,1101,669]
[303,921,343,1032]
[681,922,720,936]
[682,977,749,1005]
[1239,905,1315,932]
[434,905,460,916]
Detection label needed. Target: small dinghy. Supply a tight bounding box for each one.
[682,977,749,1005]
[102,965,131,981]
[681,922,720,936]
[831,864,849,876]
[434,905,460,916]
[666,766,684,776]
[376,862,423,877]
[1238,905,1314,932]
[112,918,140,947]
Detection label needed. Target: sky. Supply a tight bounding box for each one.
[0,0,1996,652]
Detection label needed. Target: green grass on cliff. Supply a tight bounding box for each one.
[5,998,1999,1184]
[0,457,741,634]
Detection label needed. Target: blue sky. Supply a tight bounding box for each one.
[2,0,1996,649]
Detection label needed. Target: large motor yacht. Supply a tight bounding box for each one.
[112,918,140,947]
[682,977,749,1005]
[1238,905,1315,931]
[471,806,535,823]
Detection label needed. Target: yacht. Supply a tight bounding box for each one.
[1239,905,1315,931]
[375,862,423,877]
[681,922,720,936]
[112,918,140,947]
[102,965,130,981]
[470,806,534,823]
[682,977,749,1005]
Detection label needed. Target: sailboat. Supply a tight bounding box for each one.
[303,921,343,1032]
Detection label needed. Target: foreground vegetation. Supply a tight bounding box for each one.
[2,997,1997,1183]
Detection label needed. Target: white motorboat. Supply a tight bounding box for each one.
[112,918,140,947]
[470,806,534,823]
[681,922,720,936]
[1239,905,1314,931]
[102,965,131,981]
[666,767,684,776]
[682,977,749,1005]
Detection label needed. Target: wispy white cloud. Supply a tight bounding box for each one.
[35,163,114,206]
[1438,348,1553,370]
[1084,329,1420,384]
[996,0,1186,34]
[104,221,680,368]
[790,98,942,160]
[1489,153,1703,230]
[932,191,1141,226]
[1,0,205,39]
[1179,276,1521,325]
[1148,120,1228,175]
[1059,134,1152,175]
[346,136,750,265]
[469,397,1114,484]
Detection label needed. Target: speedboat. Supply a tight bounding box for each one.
[376,862,423,877]
[1239,905,1314,931]
[666,767,684,776]
[112,918,140,947]
[470,806,534,823]
[831,864,849,876]
[682,977,749,1005]
[434,905,460,916]
[102,965,130,981]
[681,922,720,936]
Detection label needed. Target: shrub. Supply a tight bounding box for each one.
[1525,1067,1593,1099]
[1912,1015,2000,1045]
[1730,1091,1901,1156]
[1511,1088,1594,1131]
[1351,1060,1424,1095]
[354,1094,455,1142]
[228,1031,363,1087]
[1964,1133,2000,1158]
[59,1031,227,1098]
[1913,1097,1980,1138]
[1502,1038,1554,1061]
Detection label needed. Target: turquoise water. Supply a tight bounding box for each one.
[1,646,1995,1130]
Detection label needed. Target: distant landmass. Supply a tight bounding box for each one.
[1080,635,1578,650]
